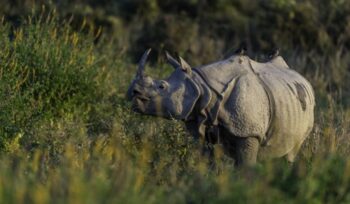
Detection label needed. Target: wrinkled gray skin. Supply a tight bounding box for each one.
[127,49,315,166]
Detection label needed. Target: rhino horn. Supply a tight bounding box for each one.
[137,48,152,78]
[165,51,181,69]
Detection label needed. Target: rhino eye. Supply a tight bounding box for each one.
[143,77,154,86]
[158,81,168,90]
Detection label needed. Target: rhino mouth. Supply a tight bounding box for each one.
[135,95,150,102]
[132,96,150,113]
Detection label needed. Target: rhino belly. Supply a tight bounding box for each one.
[257,69,315,159]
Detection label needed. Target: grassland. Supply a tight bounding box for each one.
[0,4,350,204]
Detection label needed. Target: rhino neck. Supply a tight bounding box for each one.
[187,69,222,127]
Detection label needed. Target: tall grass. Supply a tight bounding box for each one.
[0,14,349,203]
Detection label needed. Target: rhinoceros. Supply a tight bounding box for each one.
[127,49,315,166]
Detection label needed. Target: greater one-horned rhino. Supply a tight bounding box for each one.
[127,49,315,166]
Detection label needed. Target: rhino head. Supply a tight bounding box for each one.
[127,49,201,120]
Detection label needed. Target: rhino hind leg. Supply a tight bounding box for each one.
[285,125,313,163]
[285,140,304,163]
[233,136,260,167]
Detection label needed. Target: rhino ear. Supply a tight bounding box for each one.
[178,56,192,75]
[165,51,181,69]
[165,51,192,74]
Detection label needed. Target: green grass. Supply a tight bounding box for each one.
[0,14,349,204]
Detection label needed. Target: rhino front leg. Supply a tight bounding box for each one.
[234,137,260,167]
[184,121,213,157]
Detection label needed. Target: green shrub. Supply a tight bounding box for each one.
[0,15,114,152]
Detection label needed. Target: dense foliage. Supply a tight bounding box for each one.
[2,1,350,57]
[0,1,349,203]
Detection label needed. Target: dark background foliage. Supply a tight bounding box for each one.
[2,0,350,59]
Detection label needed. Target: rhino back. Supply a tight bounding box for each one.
[250,60,315,158]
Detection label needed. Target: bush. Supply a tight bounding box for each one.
[0,15,114,152]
